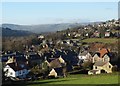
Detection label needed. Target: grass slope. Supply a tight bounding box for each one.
[82,38,118,43]
[27,73,119,85]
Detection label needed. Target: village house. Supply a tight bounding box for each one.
[38,35,44,39]
[92,48,111,63]
[78,51,92,63]
[88,48,113,75]
[93,31,100,38]
[49,56,66,68]
[105,30,111,37]
[4,62,29,79]
[1,52,27,67]
[89,59,113,75]
[4,56,29,79]
[74,33,81,38]
[92,53,110,63]
[106,20,120,27]
[44,56,67,78]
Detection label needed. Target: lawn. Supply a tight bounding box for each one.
[82,38,118,43]
[27,72,119,85]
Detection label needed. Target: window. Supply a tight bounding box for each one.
[23,71,24,74]
[23,69,26,74]
[10,72,13,75]
[19,71,22,75]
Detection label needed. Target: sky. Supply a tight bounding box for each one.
[1,2,118,25]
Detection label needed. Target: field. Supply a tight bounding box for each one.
[82,38,118,43]
[27,73,119,85]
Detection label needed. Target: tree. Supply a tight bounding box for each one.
[112,65,118,72]
[99,27,106,38]
[81,61,93,70]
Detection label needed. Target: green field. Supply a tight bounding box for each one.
[27,73,119,85]
[82,38,118,43]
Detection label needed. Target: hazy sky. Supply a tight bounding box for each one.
[2,2,118,25]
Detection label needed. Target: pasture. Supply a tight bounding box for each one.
[82,38,118,43]
[27,72,119,85]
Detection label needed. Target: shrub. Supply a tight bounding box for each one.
[112,65,118,72]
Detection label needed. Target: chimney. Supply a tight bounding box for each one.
[98,48,101,51]
[15,62,17,67]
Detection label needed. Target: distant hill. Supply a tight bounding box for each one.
[1,27,33,37]
[2,23,90,33]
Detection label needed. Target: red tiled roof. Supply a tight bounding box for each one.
[99,48,110,58]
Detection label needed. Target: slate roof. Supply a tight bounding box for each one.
[26,52,41,60]
[79,51,88,56]
[49,56,66,68]
[54,67,64,76]
[7,62,28,71]
[1,52,27,62]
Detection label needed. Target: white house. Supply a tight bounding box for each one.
[92,53,101,63]
[92,53,110,63]
[48,68,57,78]
[93,61,113,73]
[105,31,111,37]
[78,51,92,65]
[4,63,29,79]
[78,51,92,61]
[38,35,44,39]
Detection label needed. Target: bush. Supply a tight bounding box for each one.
[112,65,118,72]
[82,61,93,70]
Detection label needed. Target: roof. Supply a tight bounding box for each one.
[89,52,96,57]
[54,67,64,76]
[93,53,100,57]
[48,68,57,77]
[50,59,62,68]
[79,51,88,56]
[94,61,108,66]
[2,52,26,62]
[49,57,66,68]
[98,48,110,58]
[6,62,28,71]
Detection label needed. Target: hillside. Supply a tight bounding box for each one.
[1,27,33,37]
[2,23,90,33]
